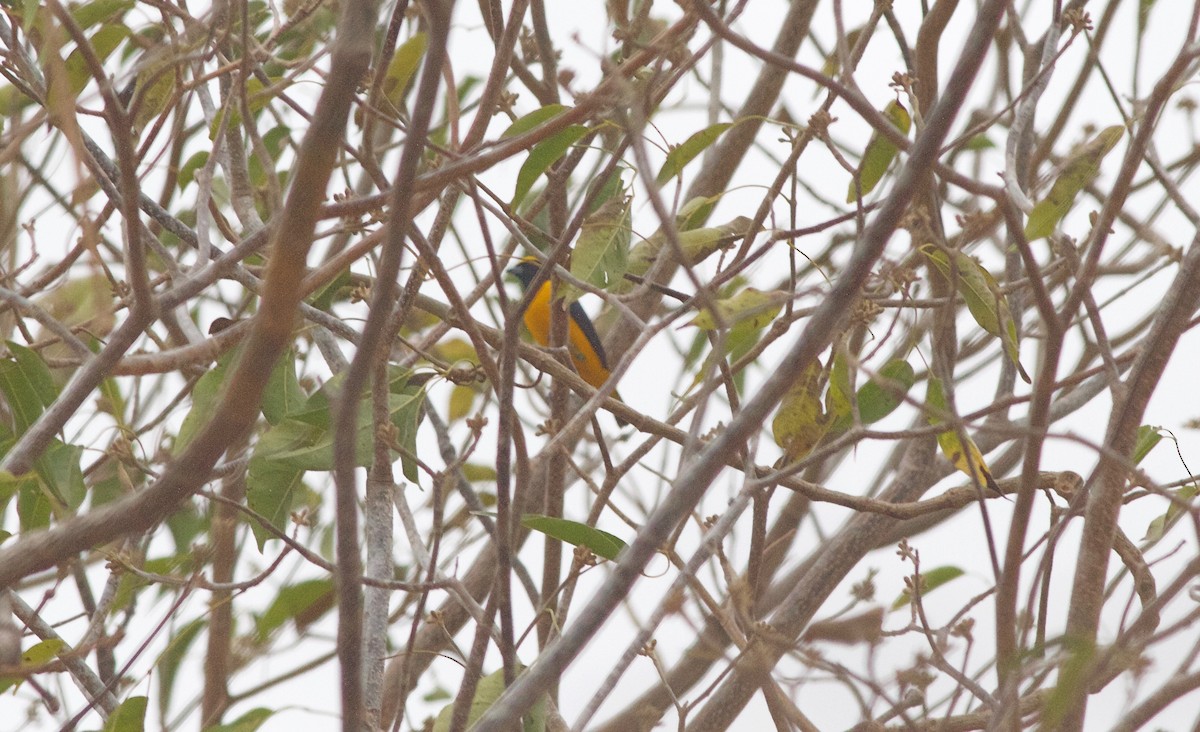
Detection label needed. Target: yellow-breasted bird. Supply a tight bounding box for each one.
[507,260,626,425]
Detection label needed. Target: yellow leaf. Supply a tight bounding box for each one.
[926,377,1000,493]
[129,44,182,129]
[772,361,831,465]
[690,287,787,330]
[825,349,853,422]
[820,26,865,81]
[617,215,747,294]
[435,337,479,365]
[381,32,428,114]
[448,384,475,422]
[1025,125,1124,240]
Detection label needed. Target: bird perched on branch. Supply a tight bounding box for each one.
[507,259,626,425]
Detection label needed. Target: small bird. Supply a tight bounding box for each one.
[507,259,626,425]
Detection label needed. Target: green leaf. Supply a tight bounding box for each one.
[244,75,283,118]
[99,376,127,427]
[725,319,766,394]
[1132,424,1163,465]
[261,351,306,425]
[424,687,452,703]
[1025,125,1124,240]
[583,166,626,215]
[165,502,206,554]
[395,379,428,486]
[261,392,421,471]
[1041,637,1095,730]
[18,479,53,531]
[0,84,26,119]
[891,565,965,610]
[920,245,1030,382]
[522,514,626,561]
[828,359,916,432]
[201,708,274,732]
[65,24,130,96]
[686,276,748,381]
[0,341,58,431]
[307,268,351,311]
[964,134,995,151]
[0,468,23,515]
[21,638,65,665]
[680,217,750,262]
[1138,0,1157,37]
[157,619,205,719]
[726,318,765,365]
[130,45,180,129]
[248,122,291,188]
[19,0,42,34]
[255,579,335,642]
[8,342,57,406]
[853,361,916,424]
[511,124,589,209]
[772,360,831,465]
[36,274,115,331]
[675,194,719,231]
[567,195,630,302]
[1142,484,1196,544]
[433,666,546,732]
[262,125,290,160]
[690,288,786,330]
[178,150,209,190]
[456,75,481,105]
[210,74,284,132]
[71,0,133,29]
[175,351,234,454]
[461,463,497,482]
[847,100,911,202]
[501,104,569,138]
[436,335,480,365]
[35,439,85,511]
[381,32,428,113]
[685,279,766,397]
[288,386,333,430]
[656,122,733,184]
[925,375,951,420]
[210,76,284,137]
[103,695,147,732]
[112,555,193,611]
[245,457,307,551]
[0,638,66,694]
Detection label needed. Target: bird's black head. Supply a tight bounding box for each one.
[506,259,541,290]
